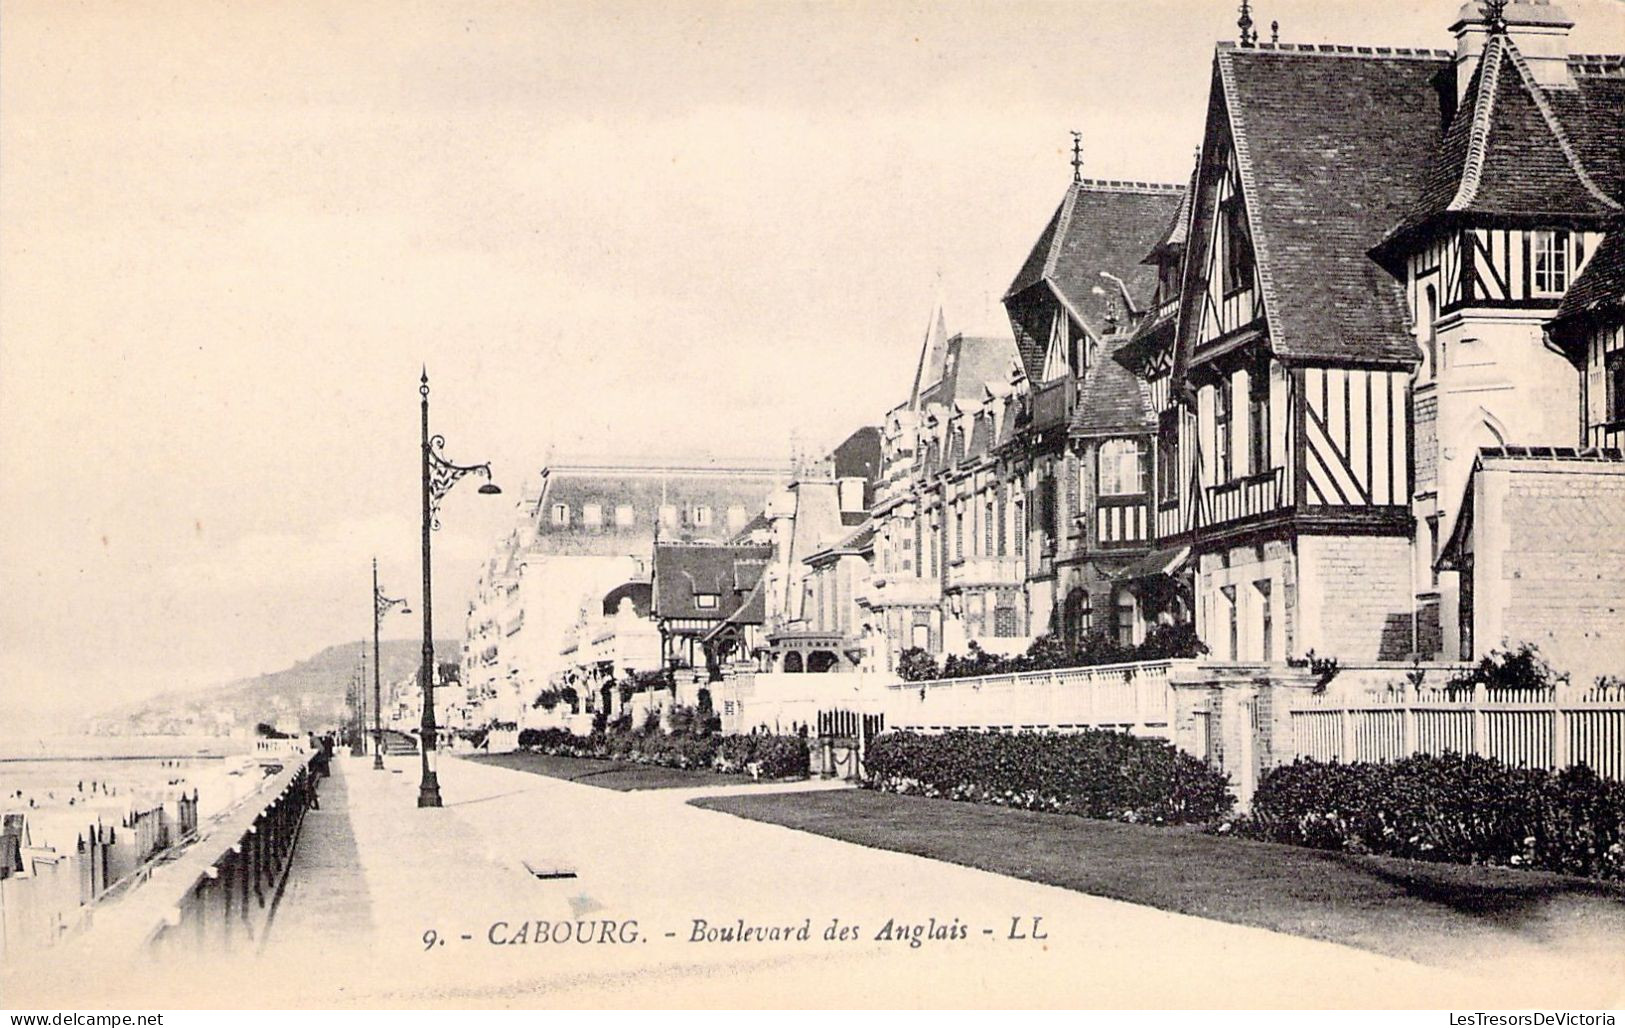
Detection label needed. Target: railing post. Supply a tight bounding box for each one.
[1552,705,1568,770]
[1339,707,1355,763]
[1401,704,1416,757]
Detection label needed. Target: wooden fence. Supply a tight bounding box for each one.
[1289,682,1625,778]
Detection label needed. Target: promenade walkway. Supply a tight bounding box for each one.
[15,754,1612,1008]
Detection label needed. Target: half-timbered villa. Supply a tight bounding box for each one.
[1161,0,1625,677]
[1002,176,1186,645]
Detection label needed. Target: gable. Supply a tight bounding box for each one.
[1179,45,1448,379]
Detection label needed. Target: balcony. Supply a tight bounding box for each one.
[1203,466,1284,526]
[858,574,942,608]
[946,556,1024,590]
[1092,495,1151,549]
[1030,377,1076,433]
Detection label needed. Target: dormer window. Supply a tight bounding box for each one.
[694,593,719,610]
[1532,230,1569,296]
[583,503,602,527]
[1098,438,1148,496]
[550,504,570,526]
[693,505,713,527]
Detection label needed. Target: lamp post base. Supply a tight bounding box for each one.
[372,751,386,771]
[417,772,442,808]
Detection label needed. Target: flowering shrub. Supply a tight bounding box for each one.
[1240,754,1625,881]
[715,734,811,779]
[863,729,1234,825]
[517,725,807,779]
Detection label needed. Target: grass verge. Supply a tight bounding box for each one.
[692,787,1625,975]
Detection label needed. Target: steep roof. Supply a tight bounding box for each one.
[805,518,875,566]
[1070,336,1156,438]
[1005,179,1185,360]
[918,334,1023,409]
[1384,34,1620,249]
[651,543,773,624]
[1213,42,1453,365]
[1553,229,1625,326]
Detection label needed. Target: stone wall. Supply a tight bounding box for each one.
[1469,459,1625,684]
[1296,534,1414,661]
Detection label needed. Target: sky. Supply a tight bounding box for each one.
[4,0,1624,721]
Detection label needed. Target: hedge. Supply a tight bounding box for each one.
[863,729,1234,825]
[516,726,809,779]
[1240,754,1625,881]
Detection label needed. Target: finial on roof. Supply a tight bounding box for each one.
[1270,19,1279,43]
[1483,0,1508,34]
[1238,0,1256,46]
[1070,131,1083,183]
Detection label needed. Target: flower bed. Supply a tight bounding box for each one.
[516,726,809,779]
[863,729,1234,825]
[1240,754,1625,881]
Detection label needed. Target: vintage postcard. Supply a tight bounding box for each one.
[2,0,1624,1013]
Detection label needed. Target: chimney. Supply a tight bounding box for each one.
[1451,0,1575,100]
[837,477,865,514]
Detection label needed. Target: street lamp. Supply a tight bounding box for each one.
[373,557,411,771]
[417,368,501,808]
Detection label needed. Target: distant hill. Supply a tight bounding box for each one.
[89,638,459,737]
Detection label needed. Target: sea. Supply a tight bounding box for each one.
[0,734,270,853]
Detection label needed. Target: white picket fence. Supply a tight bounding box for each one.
[1290,681,1625,778]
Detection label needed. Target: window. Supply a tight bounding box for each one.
[1532,230,1569,296]
[1116,592,1136,648]
[1608,350,1625,425]
[583,503,602,527]
[727,505,747,531]
[659,504,677,529]
[1423,284,1439,379]
[994,606,1018,638]
[1221,585,1238,660]
[615,504,634,527]
[1098,438,1147,496]
[694,593,719,610]
[1013,498,1025,556]
[1255,579,1273,660]
[1063,589,1091,651]
[984,499,995,557]
[1426,515,1440,588]
[954,509,964,560]
[693,506,712,527]
[996,494,1007,556]
[1248,371,1269,476]
[1157,410,1179,503]
[1038,477,1058,548]
[550,504,570,526]
[1222,199,1255,294]
[1214,379,1234,483]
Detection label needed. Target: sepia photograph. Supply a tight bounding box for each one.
[2,0,1624,1014]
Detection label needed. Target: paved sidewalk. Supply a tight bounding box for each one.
[22,754,1610,1008]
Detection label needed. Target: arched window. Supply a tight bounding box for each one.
[1115,590,1137,647]
[807,651,839,674]
[782,651,804,674]
[1063,588,1091,651]
[1098,439,1147,496]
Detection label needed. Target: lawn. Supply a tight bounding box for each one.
[692,788,1625,975]
[467,750,771,791]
